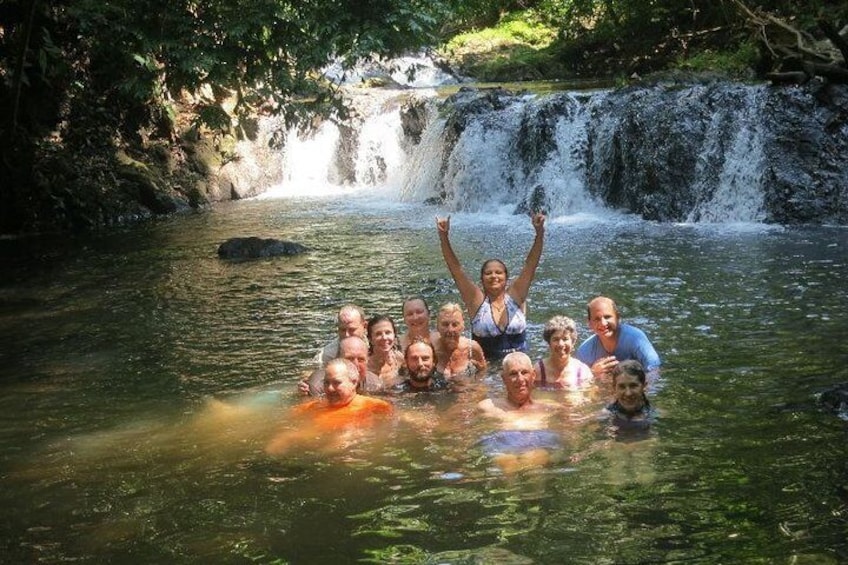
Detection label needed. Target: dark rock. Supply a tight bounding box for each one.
[423,195,445,206]
[115,152,190,215]
[513,184,548,216]
[400,96,429,145]
[819,383,848,419]
[217,237,309,260]
[516,94,580,175]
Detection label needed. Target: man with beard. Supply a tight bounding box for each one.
[396,340,448,393]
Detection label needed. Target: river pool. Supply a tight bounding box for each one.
[1,192,846,563]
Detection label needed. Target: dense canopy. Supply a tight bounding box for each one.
[1,0,845,232]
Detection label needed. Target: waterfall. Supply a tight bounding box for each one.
[260,90,412,198]
[249,80,848,225]
[400,90,605,215]
[685,87,767,223]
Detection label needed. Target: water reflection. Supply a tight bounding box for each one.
[1,198,847,562]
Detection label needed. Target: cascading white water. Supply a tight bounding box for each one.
[399,91,606,215]
[685,86,767,223]
[535,93,606,216]
[260,89,416,199]
[282,123,343,192]
[250,76,789,224]
[352,95,407,187]
[439,99,529,210]
[399,110,448,202]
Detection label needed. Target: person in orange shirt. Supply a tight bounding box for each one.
[267,358,393,455]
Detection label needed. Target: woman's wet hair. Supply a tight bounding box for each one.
[480,259,508,281]
[611,360,647,385]
[402,296,430,315]
[542,315,578,343]
[366,314,399,353]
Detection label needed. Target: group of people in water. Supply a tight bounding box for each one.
[268,213,661,473]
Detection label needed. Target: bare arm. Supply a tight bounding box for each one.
[436,215,484,314]
[477,398,498,417]
[265,427,314,455]
[471,340,487,373]
[507,213,545,306]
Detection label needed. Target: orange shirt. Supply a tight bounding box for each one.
[292,395,393,430]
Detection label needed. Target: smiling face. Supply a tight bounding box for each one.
[587,298,620,340]
[480,260,508,295]
[405,341,435,383]
[403,298,430,332]
[369,319,396,354]
[547,329,576,359]
[501,353,535,406]
[323,361,358,407]
[437,309,465,341]
[613,372,646,413]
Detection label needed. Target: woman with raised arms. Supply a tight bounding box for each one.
[435,212,545,361]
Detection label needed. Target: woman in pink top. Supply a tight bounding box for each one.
[535,316,593,390]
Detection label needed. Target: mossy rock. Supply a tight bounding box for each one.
[186,137,223,176]
[115,150,188,215]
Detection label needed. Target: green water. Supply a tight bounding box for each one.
[1,194,846,563]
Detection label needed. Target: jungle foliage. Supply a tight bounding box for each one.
[443,0,848,80]
[1,0,846,232]
[1,0,447,232]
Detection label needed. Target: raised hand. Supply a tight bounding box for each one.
[531,212,546,232]
[435,215,451,235]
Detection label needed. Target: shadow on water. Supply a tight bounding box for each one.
[1,197,847,562]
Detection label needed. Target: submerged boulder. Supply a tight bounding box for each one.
[217,237,308,260]
[819,383,848,420]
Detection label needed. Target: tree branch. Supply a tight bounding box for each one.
[818,19,848,66]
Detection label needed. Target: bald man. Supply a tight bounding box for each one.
[301,336,382,396]
[268,359,393,456]
[574,296,660,378]
[315,304,368,367]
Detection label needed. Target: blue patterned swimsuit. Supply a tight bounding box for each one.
[471,295,528,360]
